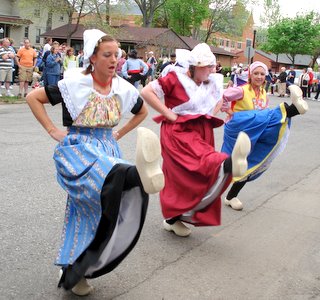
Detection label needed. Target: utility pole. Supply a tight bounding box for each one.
[250,29,257,64]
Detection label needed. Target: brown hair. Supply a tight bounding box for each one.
[66,47,74,56]
[84,35,118,75]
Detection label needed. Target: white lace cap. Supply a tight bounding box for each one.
[83,29,122,69]
[83,29,107,69]
[189,43,216,67]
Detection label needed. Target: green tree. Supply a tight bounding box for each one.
[133,0,165,27]
[153,0,250,40]
[259,0,281,28]
[154,0,210,37]
[202,0,234,42]
[203,0,250,42]
[262,13,320,65]
[309,12,320,68]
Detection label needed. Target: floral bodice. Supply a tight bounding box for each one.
[73,91,121,128]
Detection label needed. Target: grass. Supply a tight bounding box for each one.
[224,76,231,83]
[0,95,26,104]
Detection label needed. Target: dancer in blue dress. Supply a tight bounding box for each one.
[26,29,164,296]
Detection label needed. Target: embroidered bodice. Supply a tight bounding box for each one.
[73,91,121,128]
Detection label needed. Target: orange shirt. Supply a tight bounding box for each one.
[17,47,37,67]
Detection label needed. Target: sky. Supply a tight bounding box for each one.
[278,0,320,17]
[251,0,320,25]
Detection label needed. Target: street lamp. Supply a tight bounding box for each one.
[250,29,257,64]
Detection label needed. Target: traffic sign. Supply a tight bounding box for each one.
[244,46,255,59]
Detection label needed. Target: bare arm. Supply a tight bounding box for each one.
[140,83,177,122]
[114,101,148,141]
[26,88,67,142]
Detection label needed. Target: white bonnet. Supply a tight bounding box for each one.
[189,43,216,67]
[83,29,106,68]
[82,29,121,68]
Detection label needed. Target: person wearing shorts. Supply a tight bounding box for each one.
[16,39,37,97]
[0,38,15,97]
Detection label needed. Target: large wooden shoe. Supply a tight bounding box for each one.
[231,132,251,177]
[58,269,93,296]
[163,220,191,237]
[224,197,243,211]
[136,127,165,194]
[71,278,93,296]
[288,85,308,114]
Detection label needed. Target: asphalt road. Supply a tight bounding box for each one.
[0,92,319,300]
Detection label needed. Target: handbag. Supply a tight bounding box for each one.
[302,79,308,86]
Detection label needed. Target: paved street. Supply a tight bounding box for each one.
[0,93,320,300]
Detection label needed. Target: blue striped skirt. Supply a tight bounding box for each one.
[222,104,291,182]
[53,127,148,290]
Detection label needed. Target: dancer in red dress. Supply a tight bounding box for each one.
[141,43,251,237]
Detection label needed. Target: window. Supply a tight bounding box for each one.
[246,39,252,47]
[34,9,40,18]
[219,39,224,46]
[237,42,242,49]
[226,40,230,47]
[36,28,41,43]
[59,15,64,21]
[24,27,29,39]
[231,41,235,48]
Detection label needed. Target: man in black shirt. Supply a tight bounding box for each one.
[160,53,176,73]
[278,67,287,97]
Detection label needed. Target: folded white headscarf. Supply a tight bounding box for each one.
[83,29,107,69]
[173,43,216,72]
[249,61,268,75]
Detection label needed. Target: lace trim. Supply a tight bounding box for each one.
[58,80,78,120]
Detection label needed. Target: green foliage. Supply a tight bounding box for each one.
[223,0,249,36]
[259,0,281,28]
[262,13,320,63]
[156,0,210,36]
[133,0,165,27]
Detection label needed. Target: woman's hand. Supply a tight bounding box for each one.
[227,80,234,88]
[213,99,223,115]
[48,128,68,142]
[112,130,120,141]
[166,110,178,122]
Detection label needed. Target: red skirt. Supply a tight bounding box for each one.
[158,114,231,226]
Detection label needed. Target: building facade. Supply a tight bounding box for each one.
[0,0,69,48]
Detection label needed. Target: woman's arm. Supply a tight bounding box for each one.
[220,86,244,117]
[140,60,149,76]
[121,61,129,78]
[63,56,68,71]
[114,102,148,140]
[26,88,67,142]
[140,83,177,122]
[46,55,56,68]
